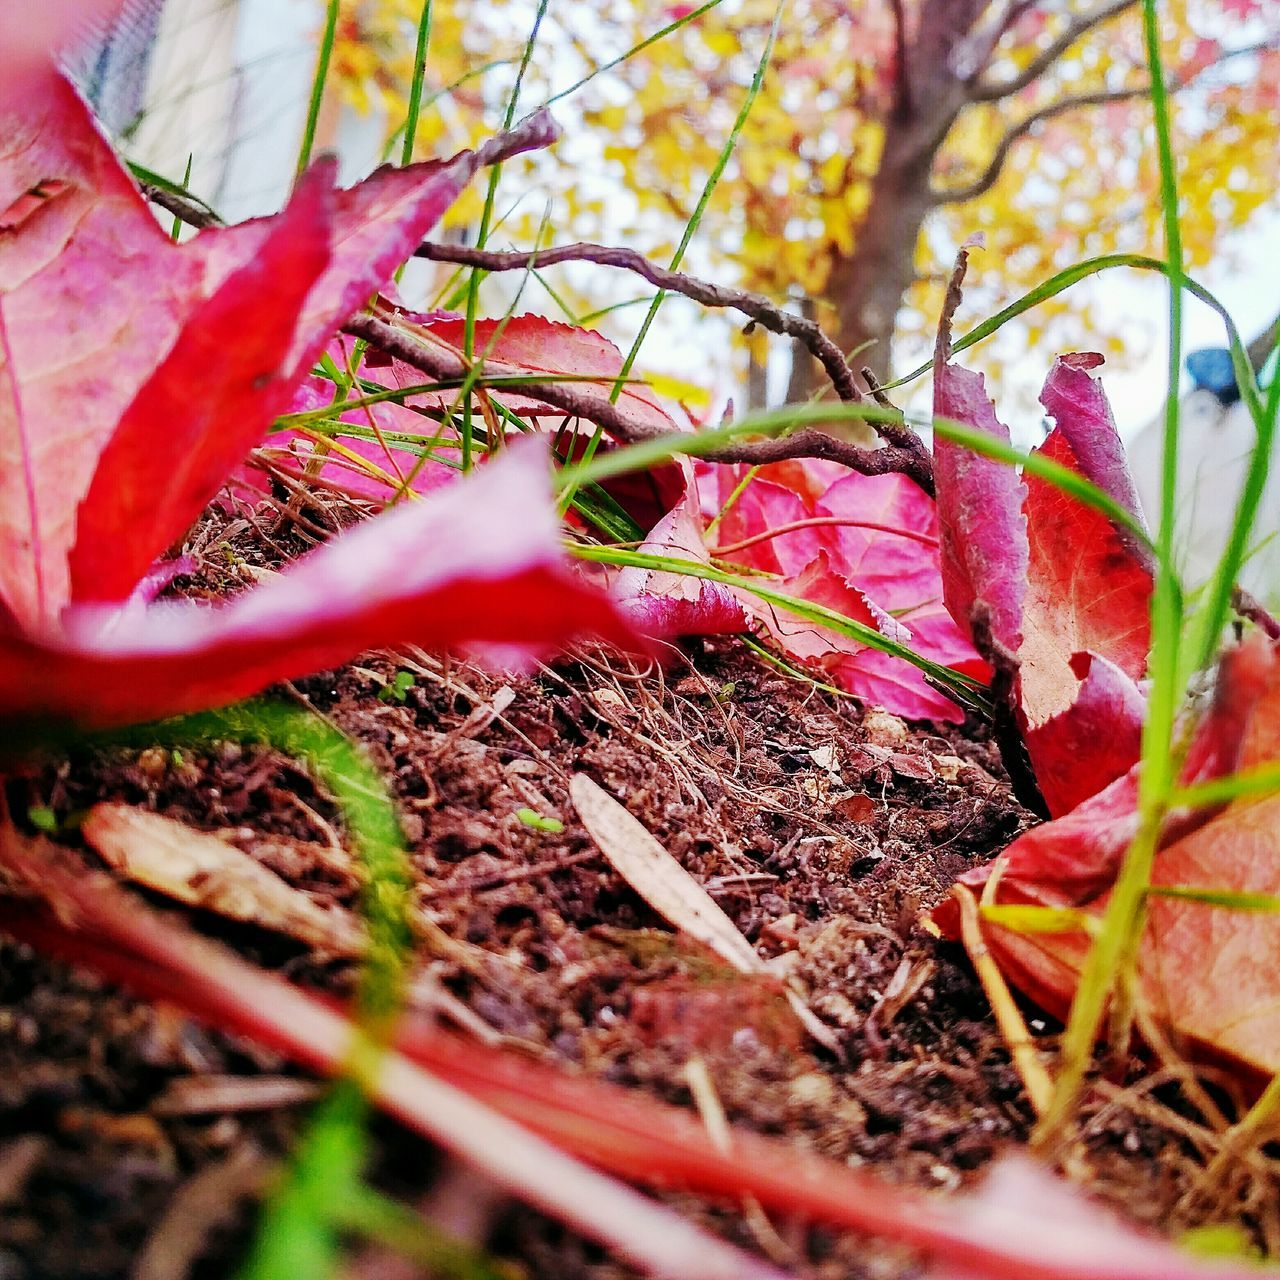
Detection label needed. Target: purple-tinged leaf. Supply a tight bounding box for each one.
[1039,353,1153,570]
[613,467,749,638]
[932,361,1029,658]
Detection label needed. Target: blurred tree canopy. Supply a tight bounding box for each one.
[334,0,1280,401]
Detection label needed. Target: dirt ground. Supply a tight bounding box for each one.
[0,504,1271,1279]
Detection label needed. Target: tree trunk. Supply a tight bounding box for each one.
[786,0,986,400]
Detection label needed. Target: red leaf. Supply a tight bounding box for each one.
[68,162,336,606]
[932,362,1028,656]
[1019,429,1153,724]
[1039,354,1152,568]
[934,351,1153,806]
[0,73,515,623]
[0,446,633,733]
[934,634,1279,1069]
[1023,652,1146,818]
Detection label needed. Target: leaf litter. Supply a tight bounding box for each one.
[7,489,1280,1276]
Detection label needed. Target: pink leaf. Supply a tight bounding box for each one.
[698,461,985,721]
[1038,354,1153,573]
[1,445,633,732]
[0,0,125,95]
[612,467,748,638]
[932,362,1029,656]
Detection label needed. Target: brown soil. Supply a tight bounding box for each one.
[0,508,1266,1278]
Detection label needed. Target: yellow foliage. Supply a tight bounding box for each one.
[333,0,1280,387]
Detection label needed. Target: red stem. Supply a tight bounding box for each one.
[0,888,1259,1280]
[709,515,939,557]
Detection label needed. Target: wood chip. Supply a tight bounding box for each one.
[149,1075,322,1117]
[82,804,364,956]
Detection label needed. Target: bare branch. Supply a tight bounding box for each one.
[888,0,912,115]
[415,239,867,405]
[142,185,222,229]
[343,314,935,494]
[930,85,1149,205]
[344,313,657,442]
[707,433,934,491]
[940,32,1280,204]
[970,0,1139,101]
[962,0,1038,87]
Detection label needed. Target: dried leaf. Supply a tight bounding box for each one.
[570,774,841,1054]
[81,804,362,955]
[570,773,761,973]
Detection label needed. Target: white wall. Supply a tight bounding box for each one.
[1128,390,1280,606]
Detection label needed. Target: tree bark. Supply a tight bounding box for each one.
[785,0,988,400]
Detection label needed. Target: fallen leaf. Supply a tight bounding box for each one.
[570,773,761,973]
[1023,652,1146,818]
[611,464,749,637]
[0,445,633,733]
[934,633,1280,1079]
[82,804,362,955]
[933,347,1153,808]
[1,75,529,625]
[1019,429,1152,724]
[932,360,1028,657]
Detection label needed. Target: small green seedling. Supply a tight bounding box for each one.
[516,807,564,833]
[378,671,416,703]
[27,806,58,833]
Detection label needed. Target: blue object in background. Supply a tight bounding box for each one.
[1185,347,1240,405]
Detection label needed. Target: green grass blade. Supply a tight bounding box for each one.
[1170,761,1280,809]
[1147,886,1280,914]
[297,0,340,176]
[97,704,413,1279]
[1035,0,1187,1145]
[461,0,550,468]
[400,1,434,166]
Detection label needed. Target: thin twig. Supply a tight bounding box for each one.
[944,36,1280,204]
[344,314,936,492]
[142,185,222,230]
[415,239,865,404]
[970,0,1139,101]
[931,86,1152,205]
